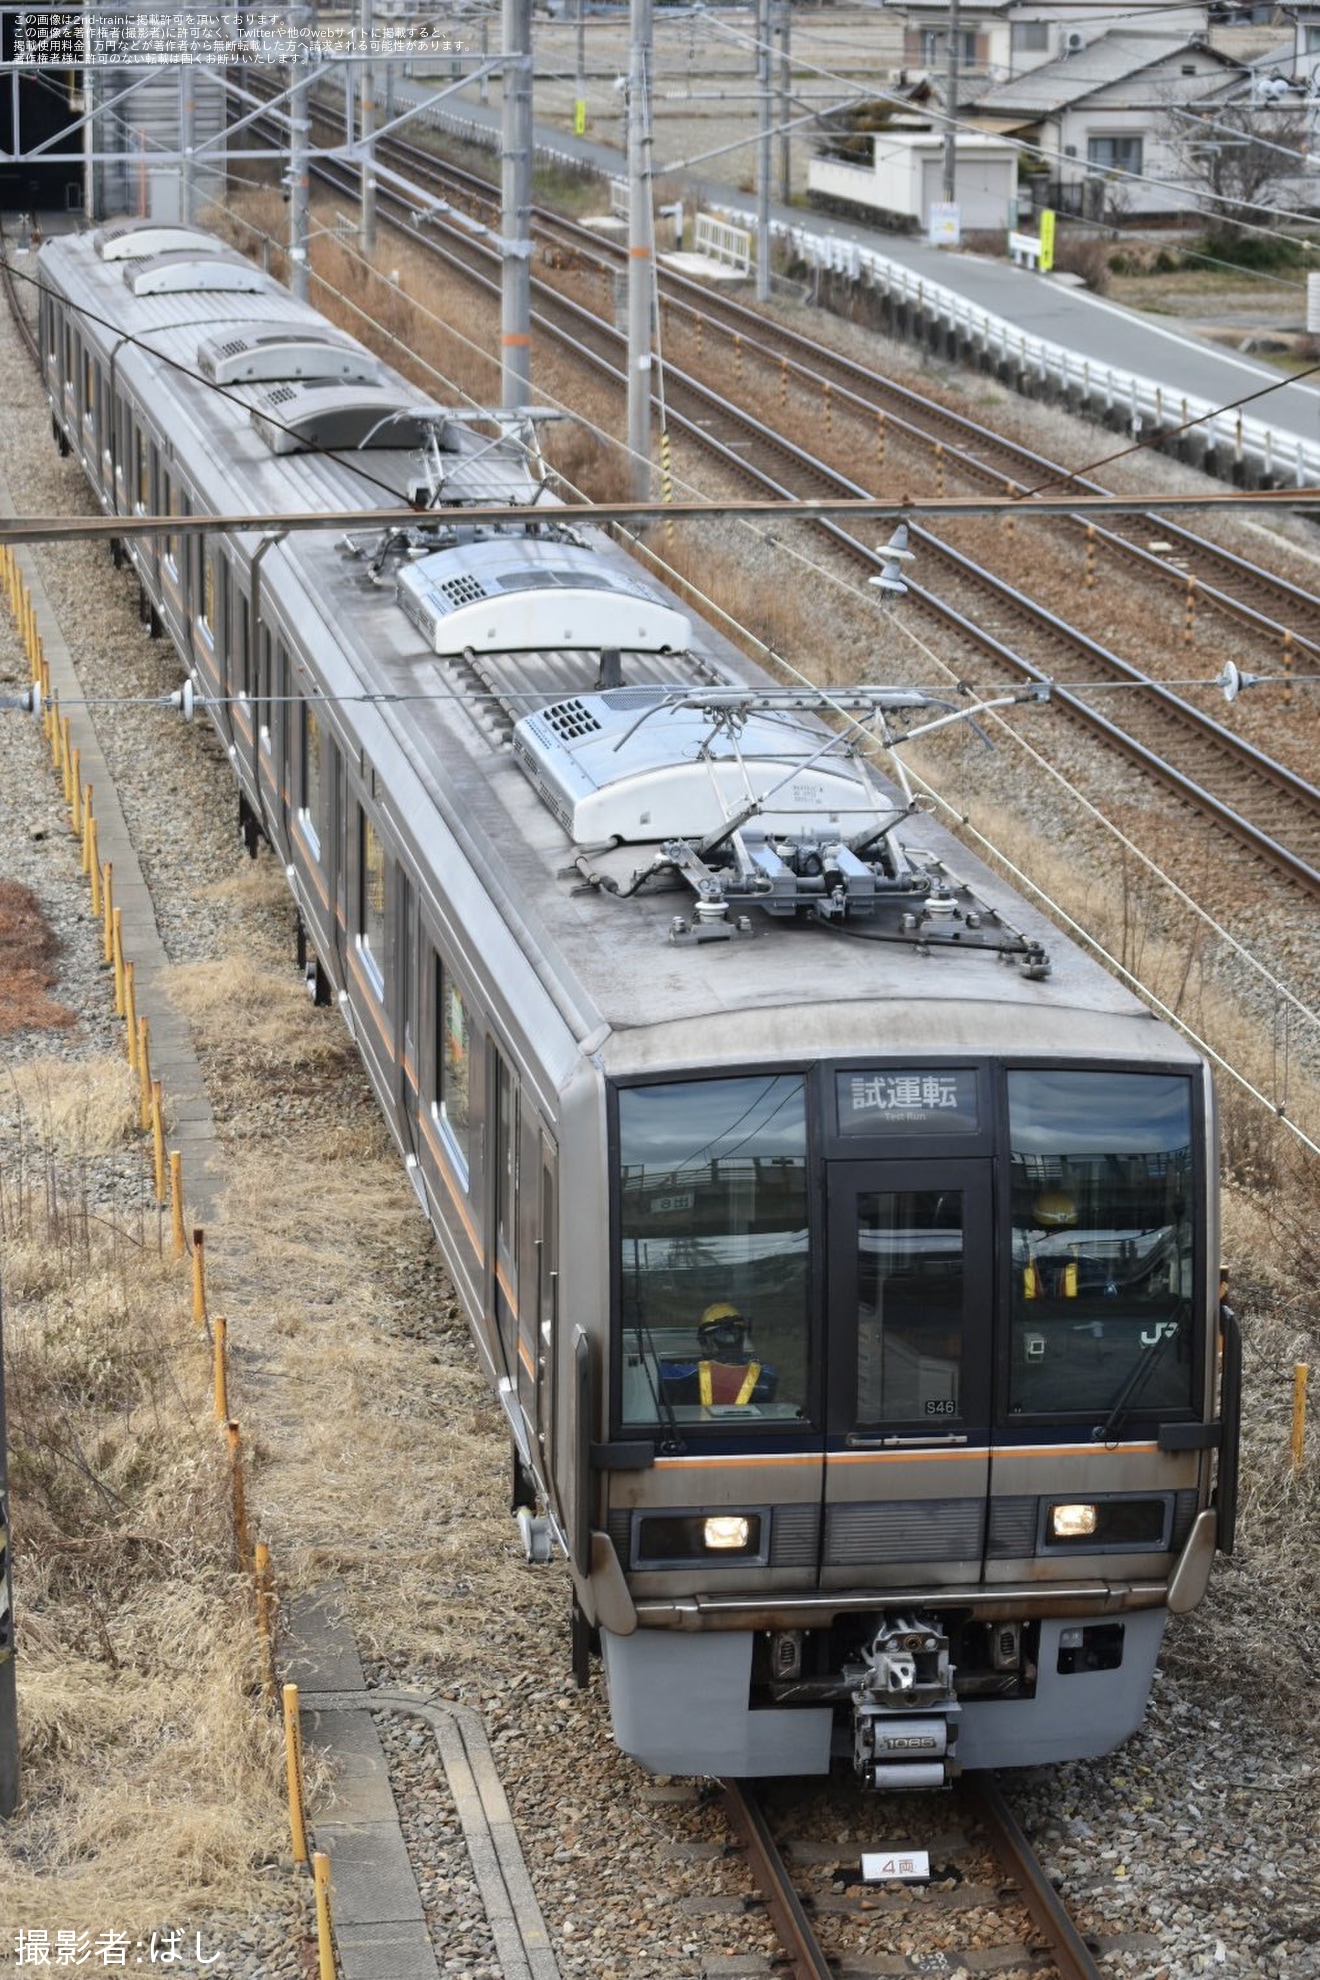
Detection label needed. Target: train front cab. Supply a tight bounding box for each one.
[595,1054,1235,1785]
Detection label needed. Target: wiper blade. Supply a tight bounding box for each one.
[1096,1323,1178,1446]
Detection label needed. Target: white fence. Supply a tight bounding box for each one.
[713,201,1320,490]
[693,213,752,274]
[409,96,1320,490]
[1007,229,1043,271]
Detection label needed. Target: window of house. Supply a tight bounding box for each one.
[1011,21,1049,52]
[921,27,976,63]
[1087,134,1143,176]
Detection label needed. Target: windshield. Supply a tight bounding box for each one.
[617,1074,810,1428]
[1006,1070,1196,1419]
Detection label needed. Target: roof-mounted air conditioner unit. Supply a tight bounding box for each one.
[1063,29,1086,54]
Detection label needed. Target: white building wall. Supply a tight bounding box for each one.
[811,133,1018,230]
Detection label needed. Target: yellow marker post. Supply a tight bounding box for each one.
[102,860,115,965]
[213,1315,228,1423]
[88,819,101,919]
[123,962,138,1072]
[169,1150,186,1258]
[254,1541,277,1707]
[226,1420,251,1572]
[1038,207,1056,274]
[137,1018,152,1132]
[192,1228,207,1328]
[312,1852,335,1980]
[282,1684,309,1865]
[151,1081,166,1203]
[81,785,93,872]
[112,906,125,1015]
[573,97,587,137]
[1292,1363,1309,1473]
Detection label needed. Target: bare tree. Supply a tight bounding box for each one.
[1164,99,1314,239]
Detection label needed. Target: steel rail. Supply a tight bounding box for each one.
[965,1775,1104,1980]
[491,243,1320,895]
[354,119,1320,658]
[158,114,1320,896]
[721,1780,833,1980]
[0,225,40,370]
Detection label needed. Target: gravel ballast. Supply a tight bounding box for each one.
[0,233,1317,1980]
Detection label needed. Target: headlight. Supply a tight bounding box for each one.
[1043,1497,1171,1550]
[1050,1502,1098,1539]
[631,1510,767,1566]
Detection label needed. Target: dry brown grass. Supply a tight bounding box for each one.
[0,881,74,1037]
[0,1095,294,1940]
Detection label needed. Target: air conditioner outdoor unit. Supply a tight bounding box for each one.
[1064,29,1086,53]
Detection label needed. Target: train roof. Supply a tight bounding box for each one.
[39,228,1201,1078]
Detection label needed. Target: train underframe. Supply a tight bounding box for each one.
[598,1599,1168,1784]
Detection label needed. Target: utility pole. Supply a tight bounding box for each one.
[288,1,311,300]
[179,44,194,223]
[756,0,771,302]
[359,0,376,254]
[500,0,533,409]
[626,0,653,502]
[775,0,792,206]
[942,0,960,207]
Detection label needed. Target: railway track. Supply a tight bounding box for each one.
[311,109,1320,659]
[723,1775,1109,1980]
[276,113,1320,906]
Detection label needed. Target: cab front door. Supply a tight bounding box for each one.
[822,1162,992,1589]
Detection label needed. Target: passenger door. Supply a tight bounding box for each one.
[822,1161,992,1589]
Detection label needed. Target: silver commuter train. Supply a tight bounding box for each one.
[38,221,1240,1787]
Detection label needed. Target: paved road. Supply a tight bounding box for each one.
[392,76,1320,455]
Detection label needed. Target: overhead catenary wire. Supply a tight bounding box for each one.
[16,207,1318,1149]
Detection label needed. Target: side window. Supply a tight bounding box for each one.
[163,474,179,576]
[434,960,471,1183]
[358,809,386,992]
[136,437,150,514]
[234,590,251,703]
[257,628,273,747]
[494,1050,519,1284]
[198,542,216,645]
[300,703,322,855]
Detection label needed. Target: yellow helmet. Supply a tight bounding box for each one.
[698,1302,746,1356]
[1032,1189,1078,1229]
[701,1301,742,1328]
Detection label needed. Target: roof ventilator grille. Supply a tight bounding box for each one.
[516,684,1053,967]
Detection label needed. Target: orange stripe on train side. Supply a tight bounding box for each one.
[653,1442,1160,1474]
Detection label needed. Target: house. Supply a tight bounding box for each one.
[888,0,1209,92]
[960,32,1251,218]
[808,121,1020,232]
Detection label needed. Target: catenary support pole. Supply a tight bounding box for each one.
[756,0,771,303]
[626,0,654,500]
[943,0,960,208]
[359,0,376,255]
[500,0,533,409]
[289,3,312,302]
